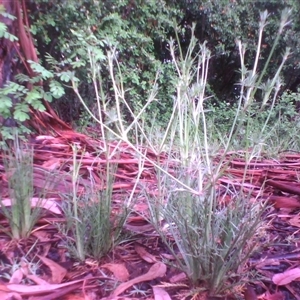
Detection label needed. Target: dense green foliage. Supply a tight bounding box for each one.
[179,0,300,99]
[28,0,180,124]
[0,0,300,135]
[25,0,300,127]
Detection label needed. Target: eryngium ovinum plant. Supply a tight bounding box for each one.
[60,145,131,261]
[57,8,292,296]
[1,137,42,239]
[147,10,292,298]
[57,30,157,261]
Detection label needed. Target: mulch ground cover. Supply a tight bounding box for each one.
[1,131,300,299]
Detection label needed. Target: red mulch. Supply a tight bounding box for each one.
[1,132,300,299]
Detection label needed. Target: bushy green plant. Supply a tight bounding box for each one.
[29,0,180,125]
[175,0,300,103]
[205,88,300,152]
[0,59,68,140]
[0,4,17,42]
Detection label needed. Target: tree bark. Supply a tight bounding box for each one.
[0,0,72,134]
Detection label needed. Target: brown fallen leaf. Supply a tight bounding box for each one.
[102,263,129,282]
[27,274,50,286]
[0,291,22,300]
[5,278,84,295]
[169,272,187,283]
[38,255,67,284]
[152,286,172,300]
[261,291,285,300]
[0,198,61,214]
[268,196,300,209]
[59,292,97,300]
[266,180,300,196]
[272,267,300,285]
[135,244,157,263]
[9,259,30,284]
[32,231,52,242]
[288,215,300,227]
[111,262,167,298]
[42,158,62,170]
[9,269,24,284]
[27,282,83,300]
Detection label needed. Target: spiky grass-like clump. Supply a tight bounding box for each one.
[1,138,41,239]
[60,146,130,261]
[148,173,265,296]
[146,10,291,297]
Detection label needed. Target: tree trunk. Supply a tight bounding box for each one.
[0,0,72,135]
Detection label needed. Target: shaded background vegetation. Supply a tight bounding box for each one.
[2,0,300,129]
